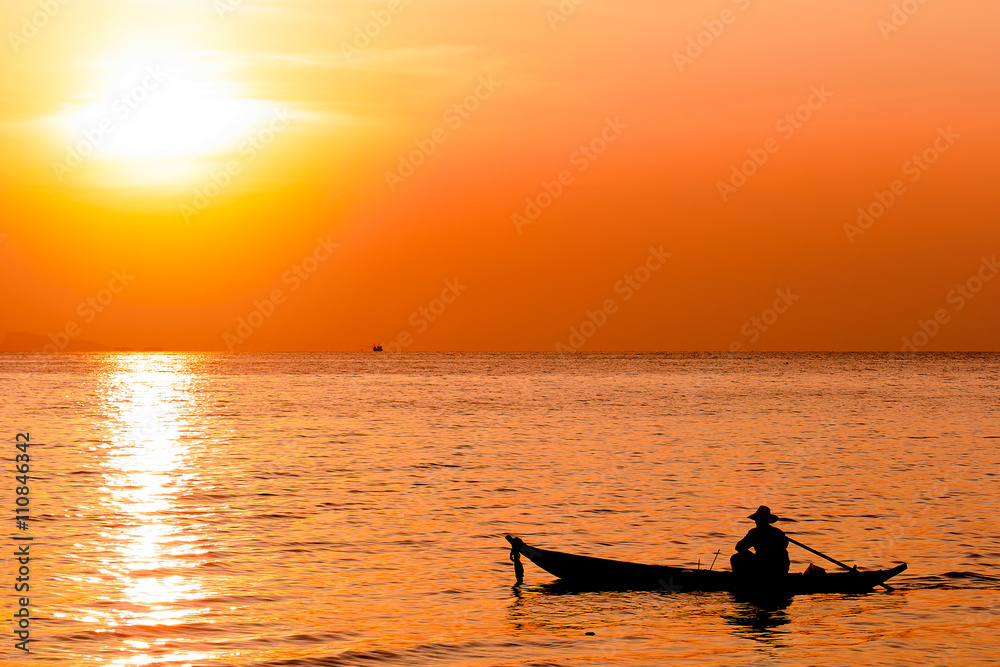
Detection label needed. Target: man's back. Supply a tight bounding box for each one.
[737,524,790,574]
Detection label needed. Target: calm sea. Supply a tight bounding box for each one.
[3,352,999,666]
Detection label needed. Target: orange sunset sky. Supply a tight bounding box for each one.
[1,0,998,351]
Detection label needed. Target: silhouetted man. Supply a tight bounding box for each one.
[730,505,790,579]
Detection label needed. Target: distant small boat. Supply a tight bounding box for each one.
[505,535,906,594]
[372,344,383,352]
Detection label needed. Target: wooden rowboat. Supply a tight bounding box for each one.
[505,535,907,594]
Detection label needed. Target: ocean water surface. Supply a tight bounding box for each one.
[3,352,999,666]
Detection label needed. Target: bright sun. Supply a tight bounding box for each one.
[54,50,280,186]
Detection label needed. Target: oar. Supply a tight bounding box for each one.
[787,536,894,592]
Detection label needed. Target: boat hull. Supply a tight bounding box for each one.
[505,535,906,594]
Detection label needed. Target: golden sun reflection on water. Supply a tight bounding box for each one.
[95,355,214,666]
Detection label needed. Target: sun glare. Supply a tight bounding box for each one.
[53,50,279,185]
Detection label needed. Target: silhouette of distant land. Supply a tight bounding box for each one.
[0,331,109,352]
